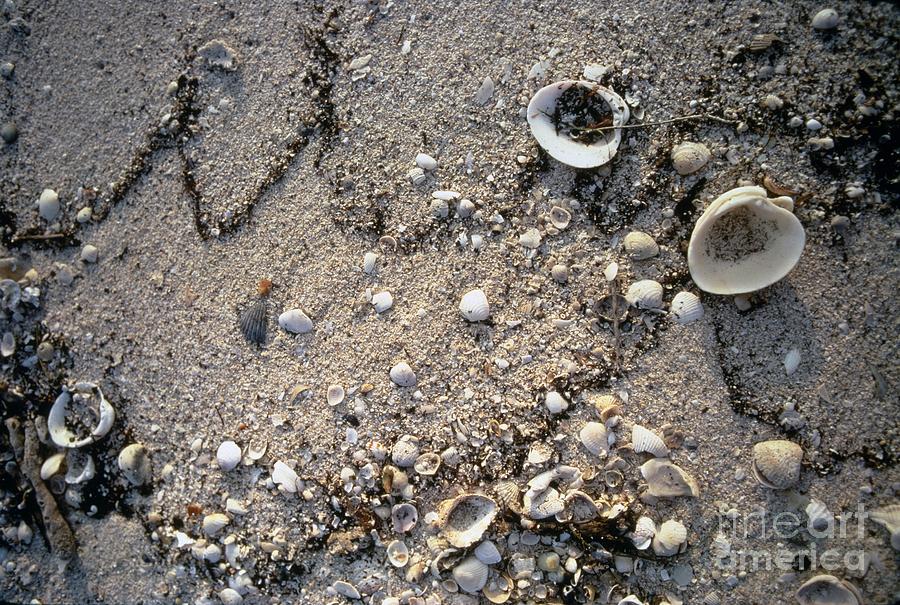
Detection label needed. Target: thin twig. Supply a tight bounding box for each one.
[11,233,71,242]
[575,113,736,133]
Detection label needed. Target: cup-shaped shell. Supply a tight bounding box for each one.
[631,424,669,457]
[48,383,115,449]
[326,384,346,406]
[640,459,700,498]
[626,280,664,309]
[526,80,630,168]
[652,519,687,556]
[796,575,863,605]
[391,502,418,533]
[386,539,410,567]
[453,556,489,593]
[752,440,802,489]
[439,494,499,547]
[579,422,609,457]
[561,490,601,524]
[549,206,571,230]
[389,362,417,387]
[483,573,514,603]
[670,291,704,324]
[671,142,711,175]
[688,186,805,295]
[459,289,491,322]
[413,452,441,476]
[523,486,565,519]
[623,231,659,260]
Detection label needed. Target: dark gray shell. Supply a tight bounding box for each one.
[240,298,267,344]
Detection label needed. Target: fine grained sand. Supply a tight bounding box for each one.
[1,0,898,603]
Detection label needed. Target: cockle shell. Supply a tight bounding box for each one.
[751,440,803,489]
[453,556,489,593]
[631,424,669,457]
[278,309,313,334]
[579,422,609,457]
[493,481,521,512]
[439,494,498,548]
[869,504,900,549]
[687,186,805,295]
[671,142,711,175]
[670,291,704,324]
[391,435,420,467]
[239,298,267,343]
[48,382,115,449]
[413,452,441,476]
[386,539,410,567]
[527,80,630,168]
[625,280,664,309]
[474,540,502,565]
[640,459,700,498]
[796,575,863,605]
[389,362,417,387]
[623,231,659,260]
[459,289,490,322]
[392,502,418,533]
[652,519,688,556]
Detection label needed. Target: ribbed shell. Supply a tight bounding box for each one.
[631,515,656,550]
[625,280,664,309]
[239,298,267,343]
[652,519,687,556]
[453,556,489,593]
[579,422,608,457]
[459,289,491,322]
[391,435,420,467]
[474,540,502,565]
[751,440,802,489]
[671,141,711,175]
[670,291,704,324]
[623,231,659,260]
[632,424,669,457]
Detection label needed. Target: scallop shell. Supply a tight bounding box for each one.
[670,291,704,324]
[526,80,630,168]
[389,362,417,387]
[549,206,571,230]
[623,231,659,260]
[386,539,410,567]
[48,383,115,449]
[751,440,803,489]
[625,280,664,309]
[278,308,313,334]
[439,494,499,548]
[391,502,418,533]
[631,424,669,457]
[459,289,490,322]
[578,422,609,457]
[493,481,521,512]
[391,435,420,467]
[474,540,502,565]
[413,452,442,476]
[687,186,805,295]
[671,142,711,175]
[640,458,700,498]
[652,519,687,556]
[796,575,862,605]
[630,515,656,550]
[453,556,489,593]
[239,298,267,343]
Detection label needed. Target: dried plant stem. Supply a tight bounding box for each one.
[577,113,736,133]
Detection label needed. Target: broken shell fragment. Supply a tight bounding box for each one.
[631,424,669,457]
[796,574,862,605]
[526,80,630,168]
[640,458,700,498]
[752,440,803,489]
[579,422,609,457]
[453,556,489,593]
[671,142,711,175]
[631,516,656,550]
[545,391,568,414]
[371,291,394,313]
[392,502,419,533]
[202,513,230,536]
[278,309,313,334]
[118,443,151,486]
[626,280,664,309]
[389,362,417,387]
[459,289,491,322]
[652,519,688,556]
[561,490,601,524]
[272,460,299,492]
[48,383,115,449]
[670,291,704,324]
[687,186,806,295]
[869,504,900,550]
[439,494,498,548]
[623,231,659,260]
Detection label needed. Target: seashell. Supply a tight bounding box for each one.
[618,596,644,605]
[604,469,624,488]
[603,262,619,282]
[494,481,521,512]
[457,198,476,218]
[670,291,704,324]
[48,382,115,449]
[687,186,805,295]
[594,294,629,323]
[561,490,600,524]
[482,573,514,603]
[549,206,571,230]
[551,263,568,283]
[272,460,299,492]
[474,540,502,565]
[202,513,230,536]
[278,309,313,334]
[390,362,417,387]
[392,502,418,533]
[811,8,839,30]
[416,153,438,171]
[453,556,489,593]
[652,519,687,556]
[702,591,723,605]
[805,498,834,533]
[631,424,669,457]
[216,440,242,471]
[527,442,553,465]
[408,167,427,186]
[640,458,700,498]
[537,551,561,572]
[332,580,361,600]
[65,450,95,484]
[413,452,441,476]
[118,443,151,486]
[38,188,60,221]
[459,289,490,322]
[246,439,267,461]
[439,494,499,547]
[371,291,393,313]
[1,331,14,357]
[433,190,460,201]
[526,80,630,168]
[869,504,900,549]
[751,440,803,489]
[431,198,449,219]
[545,391,568,414]
[519,228,542,249]
[239,298,267,344]
[326,384,345,406]
[579,422,608,457]
[750,33,780,52]
[796,575,862,605]
[784,348,801,375]
[671,142,711,175]
[391,435,420,467]
[625,280,664,309]
[362,252,377,274]
[523,486,565,519]
[630,515,656,550]
[219,588,242,605]
[40,452,66,480]
[386,539,410,567]
[623,231,659,260]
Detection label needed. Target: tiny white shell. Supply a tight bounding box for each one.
[631,515,656,550]
[332,581,361,600]
[578,422,608,457]
[48,383,115,449]
[623,231,659,260]
[545,391,568,414]
[453,556,489,593]
[415,153,438,171]
[549,206,571,230]
[459,289,490,322]
[603,262,619,282]
[474,540,502,565]
[433,190,460,201]
[413,452,441,475]
[670,291,704,324]
[519,228,542,249]
[671,142,711,175]
[631,424,669,457]
[278,309,313,334]
[202,513,230,536]
[457,198,476,218]
[784,348,801,375]
[389,362,417,387]
[38,188,60,221]
[625,280,664,309]
[326,384,345,406]
[408,167,427,186]
[362,252,377,274]
[371,291,394,313]
[386,539,410,567]
[216,440,242,471]
[272,460,299,492]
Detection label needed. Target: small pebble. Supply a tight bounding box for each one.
[812,8,839,30]
[80,245,99,263]
[0,122,16,144]
[76,207,92,223]
[806,118,823,131]
[36,341,54,362]
[788,116,804,128]
[0,61,13,78]
[415,153,437,171]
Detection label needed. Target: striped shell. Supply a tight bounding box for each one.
[474,540,502,565]
[459,289,491,322]
[631,424,669,457]
[623,231,659,260]
[670,291,704,324]
[239,298,267,343]
[652,519,687,556]
[631,516,656,550]
[751,440,802,489]
[493,481,521,512]
[625,280,664,309]
[671,142,711,175]
[453,556,489,593]
[579,422,609,457]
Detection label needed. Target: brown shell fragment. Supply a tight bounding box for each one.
[763,175,800,197]
[749,33,781,52]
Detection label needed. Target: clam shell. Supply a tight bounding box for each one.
[526,80,630,168]
[652,519,687,556]
[631,424,669,457]
[40,452,66,480]
[239,298,267,343]
[869,504,900,534]
[625,280,664,309]
[687,186,805,295]
[216,440,241,471]
[549,206,571,230]
[278,309,313,334]
[392,502,418,533]
[326,384,345,406]
[202,513,230,536]
[65,450,95,484]
[561,490,600,524]
[670,291,704,324]
[459,289,491,322]
[413,452,441,476]
[453,556,489,593]
[389,362,417,387]
[439,494,498,548]
[751,440,802,489]
[371,291,393,313]
[332,581,361,600]
[631,515,656,550]
[386,539,410,567]
[811,8,839,30]
[578,422,608,457]
[272,460,299,492]
[545,391,568,414]
[671,141,711,175]
[474,540,502,565]
[482,573,514,603]
[640,458,700,498]
[623,231,659,260]
[391,435,420,467]
[796,575,862,605]
[416,153,438,171]
[48,383,115,449]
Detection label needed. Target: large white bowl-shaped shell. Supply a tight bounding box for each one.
[48,383,115,449]
[688,186,805,295]
[439,494,498,548]
[526,80,630,168]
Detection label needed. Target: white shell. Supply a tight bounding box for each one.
[526,80,630,168]
[618,596,645,605]
[216,440,242,471]
[459,289,490,322]
[413,452,441,476]
[457,198,476,218]
[670,291,704,324]
[784,348,801,375]
[65,450,95,484]
[391,502,418,533]
[474,540,502,565]
[752,440,802,489]
[48,383,115,449]
[389,362,417,387]
[272,460,299,492]
[549,206,571,230]
[687,186,805,295]
[278,309,313,334]
[439,494,498,547]
[631,515,656,550]
[332,581,361,600]
[631,424,668,457]
[415,153,438,171]
[560,490,600,524]
[362,252,377,274]
[519,228,542,249]
[219,588,243,605]
[40,453,66,480]
[202,513,230,536]
[80,244,99,263]
[603,262,619,282]
[453,556,489,593]
[811,9,839,30]
[805,498,833,532]
[796,575,862,605]
[545,391,568,414]
[326,384,345,406]
[671,142,711,175]
[386,539,410,567]
[623,231,659,260]
[625,280,664,309]
[38,188,60,221]
[391,435,420,467]
[371,291,394,313]
[578,422,608,457]
[652,519,687,556]
[640,459,700,498]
